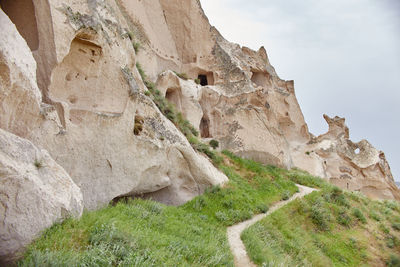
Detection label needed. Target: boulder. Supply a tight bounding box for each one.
[0,129,83,264]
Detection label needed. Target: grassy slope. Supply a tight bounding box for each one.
[242,169,400,267]
[19,152,298,266]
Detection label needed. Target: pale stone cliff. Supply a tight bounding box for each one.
[0,0,399,262]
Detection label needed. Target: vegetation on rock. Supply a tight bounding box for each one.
[19,152,298,266]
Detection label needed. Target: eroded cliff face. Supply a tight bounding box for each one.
[0,0,399,262]
[292,115,400,200]
[115,0,398,200]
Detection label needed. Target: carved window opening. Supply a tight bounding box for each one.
[0,0,39,51]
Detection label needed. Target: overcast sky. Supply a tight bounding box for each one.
[201,0,400,181]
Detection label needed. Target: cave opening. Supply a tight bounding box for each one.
[200,116,211,138]
[0,0,39,51]
[198,74,208,86]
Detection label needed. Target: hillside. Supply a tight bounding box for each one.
[19,153,400,266]
[243,170,400,266]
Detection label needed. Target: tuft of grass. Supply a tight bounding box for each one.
[281,190,291,201]
[173,71,188,80]
[392,222,400,231]
[132,42,140,53]
[34,159,43,169]
[310,200,331,231]
[369,210,381,221]
[337,209,352,227]
[194,78,201,84]
[386,235,400,249]
[286,168,328,189]
[352,208,367,224]
[209,139,219,150]
[387,254,400,267]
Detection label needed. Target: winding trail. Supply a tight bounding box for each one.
[227,184,317,267]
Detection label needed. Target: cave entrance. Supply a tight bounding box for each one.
[197,71,214,86]
[198,75,208,86]
[0,0,39,51]
[200,116,211,138]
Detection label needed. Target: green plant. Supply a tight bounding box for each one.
[132,42,140,53]
[256,204,269,213]
[386,235,399,248]
[352,208,367,224]
[34,159,43,169]
[392,222,400,231]
[136,62,146,81]
[281,190,291,201]
[369,211,381,221]
[209,139,219,149]
[173,71,188,80]
[337,209,352,226]
[380,223,390,234]
[194,78,201,84]
[310,202,331,231]
[387,254,400,267]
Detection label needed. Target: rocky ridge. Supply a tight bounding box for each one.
[0,0,399,263]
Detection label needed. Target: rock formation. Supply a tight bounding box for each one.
[0,129,83,264]
[292,115,400,200]
[0,0,399,263]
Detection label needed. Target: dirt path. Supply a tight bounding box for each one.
[227,184,317,267]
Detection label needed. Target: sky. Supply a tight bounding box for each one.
[201,0,400,182]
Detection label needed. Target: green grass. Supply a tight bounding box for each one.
[242,174,400,266]
[19,152,298,266]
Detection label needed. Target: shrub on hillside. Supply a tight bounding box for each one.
[209,139,219,149]
[310,202,331,231]
[352,208,367,224]
[337,209,352,226]
[281,190,291,201]
[387,254,400,267]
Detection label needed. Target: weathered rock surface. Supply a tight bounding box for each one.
[0,1,228,212]
[0,129,83,265]
[292,115,400,200]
